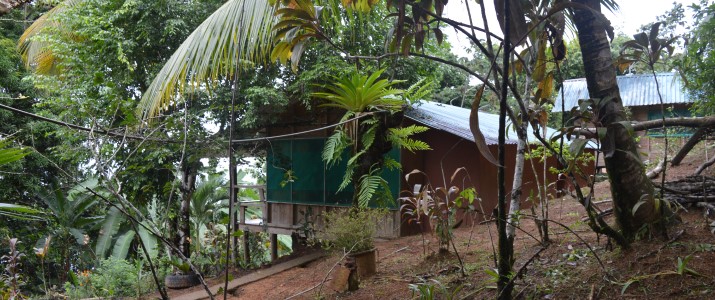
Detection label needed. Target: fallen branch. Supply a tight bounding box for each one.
[646,160,665,179]
[379,246,409,261]
[671,127,710,166]
[695,155,715,175]
[571,116,715,138]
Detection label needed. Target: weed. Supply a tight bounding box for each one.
[1,238,25,299]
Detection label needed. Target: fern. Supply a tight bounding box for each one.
[401,138,432,152]
[388,125,431,152]
[323,130,348,167]
[404,78,435,104]
[358,171,383,208]
[337,150,364,192]
[361,123,377,149]
[383,157,402,171]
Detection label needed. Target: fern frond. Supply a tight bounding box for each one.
[400,139,432,153]
[388,125,431,152]
[323,130,348,167]
[338,163,354,192]
[404,78,435,103]
[383,157,402,171]
[361,124,377,149]
[358,173,382,208]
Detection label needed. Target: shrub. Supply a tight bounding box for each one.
[320,208,385,253]
[64,257,157,298]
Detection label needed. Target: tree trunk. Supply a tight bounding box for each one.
[573,0,663,241]
[179,163,198,260]
[671,127,709,166]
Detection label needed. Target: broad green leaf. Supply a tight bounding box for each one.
[111,230,136,259]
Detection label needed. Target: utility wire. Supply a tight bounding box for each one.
[1,102,383,145]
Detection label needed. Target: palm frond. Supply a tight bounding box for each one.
[17,0,81,73]
[138,0,276,120]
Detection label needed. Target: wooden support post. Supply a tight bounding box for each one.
[243,231,251,265]
[270,234,278,261]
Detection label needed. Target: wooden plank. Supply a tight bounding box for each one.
[173,251,326,300]
[237,224,296,236]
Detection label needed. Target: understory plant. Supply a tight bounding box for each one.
[320,208,386,254]
[400,168,480,256]
[64,257,157,299]
[1,238,25,299]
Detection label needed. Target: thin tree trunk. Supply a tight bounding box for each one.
[573,0,662,242]
[671,127,708,166]
[497,0,513,298]
[179,163,197,260]
[507,132,526,239]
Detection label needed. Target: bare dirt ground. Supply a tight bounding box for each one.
[174,140,715,300]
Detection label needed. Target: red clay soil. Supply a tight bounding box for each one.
[173,143,715,299]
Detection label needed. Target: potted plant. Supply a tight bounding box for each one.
[164,257,200,289]
[321,208,385,277]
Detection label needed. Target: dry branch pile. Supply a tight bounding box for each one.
[659,176,715,204]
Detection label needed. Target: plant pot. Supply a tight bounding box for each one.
[165,272,200,289]
[349,248,376,278]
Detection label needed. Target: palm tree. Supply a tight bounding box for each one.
[190,174,228,256]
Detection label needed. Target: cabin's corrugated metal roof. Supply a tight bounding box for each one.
[405,101,561,145]
[552,73,691,112]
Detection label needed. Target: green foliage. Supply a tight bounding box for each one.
[64,257,155,298]
[387,125,431,153]
[313,68,404,113]
[409,279,463,300]
[138,0,276,119]
[400,168,479,254]
[680,1,715,115]
[320,208,385,253]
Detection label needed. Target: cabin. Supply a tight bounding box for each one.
[235,101,569,260]
[552,72,694,158]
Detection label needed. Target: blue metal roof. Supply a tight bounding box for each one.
[552,72,692,112]
[405,101,561,145]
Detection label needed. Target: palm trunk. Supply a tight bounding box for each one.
[573,0,662,241]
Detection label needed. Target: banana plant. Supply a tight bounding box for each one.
[95,206,159,260]
[33,178,103,281]
[0,138,44,221]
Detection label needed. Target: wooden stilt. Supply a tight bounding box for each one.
[242,231,251,265]
[270,234,278,261]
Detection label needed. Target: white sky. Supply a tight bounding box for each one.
[443,0,699,58]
